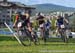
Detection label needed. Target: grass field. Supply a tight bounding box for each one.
[0,35,75,53]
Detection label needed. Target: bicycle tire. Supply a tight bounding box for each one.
[17,29,32,46]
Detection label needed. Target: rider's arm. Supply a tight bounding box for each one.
[68,13,74,17]
[64,18,69,24]
[27,23,32,32]
[13,15,19,27]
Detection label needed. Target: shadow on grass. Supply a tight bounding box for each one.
[0,36,75,43]
[0,36,17,41]
[39,42,75,46]
[0,44,20,47]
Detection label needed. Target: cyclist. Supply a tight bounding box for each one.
[56,15,69,42]
[13,12,32,31]
[56,15,69,30]
[36,12,46,42]
[45,19,51,38]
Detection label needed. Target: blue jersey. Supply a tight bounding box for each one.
[57,17,64,25]
[45,20,51,29]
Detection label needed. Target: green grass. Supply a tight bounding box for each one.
[0,35,75,53]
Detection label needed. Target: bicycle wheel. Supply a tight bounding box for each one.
[61,29,68,43]
[17,30,32,46]
[63,30,68,43]
[41,29,47,43]
[32,32,40,45]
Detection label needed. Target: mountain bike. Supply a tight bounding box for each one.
[58,24,68,43]
[40,23,48,43]
[17,22,39,46]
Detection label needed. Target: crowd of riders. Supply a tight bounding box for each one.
[13,11,72,43]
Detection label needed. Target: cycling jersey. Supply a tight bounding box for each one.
[15,14,30,27]
[57,17,64,26]
[16,15,19,20]
[45,20,51,29]
[36,15,45,25]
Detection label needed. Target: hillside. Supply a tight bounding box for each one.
[31,3,75,13]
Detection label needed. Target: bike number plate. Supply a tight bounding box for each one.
[60,25,65,28]
[40,24,44,27]
[17,22,22,28]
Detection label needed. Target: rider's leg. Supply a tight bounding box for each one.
[56,27,60,37]
[40,27,44,40]
[59,28,66,42]
[43,27,47,43]
[27,23,33,39]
